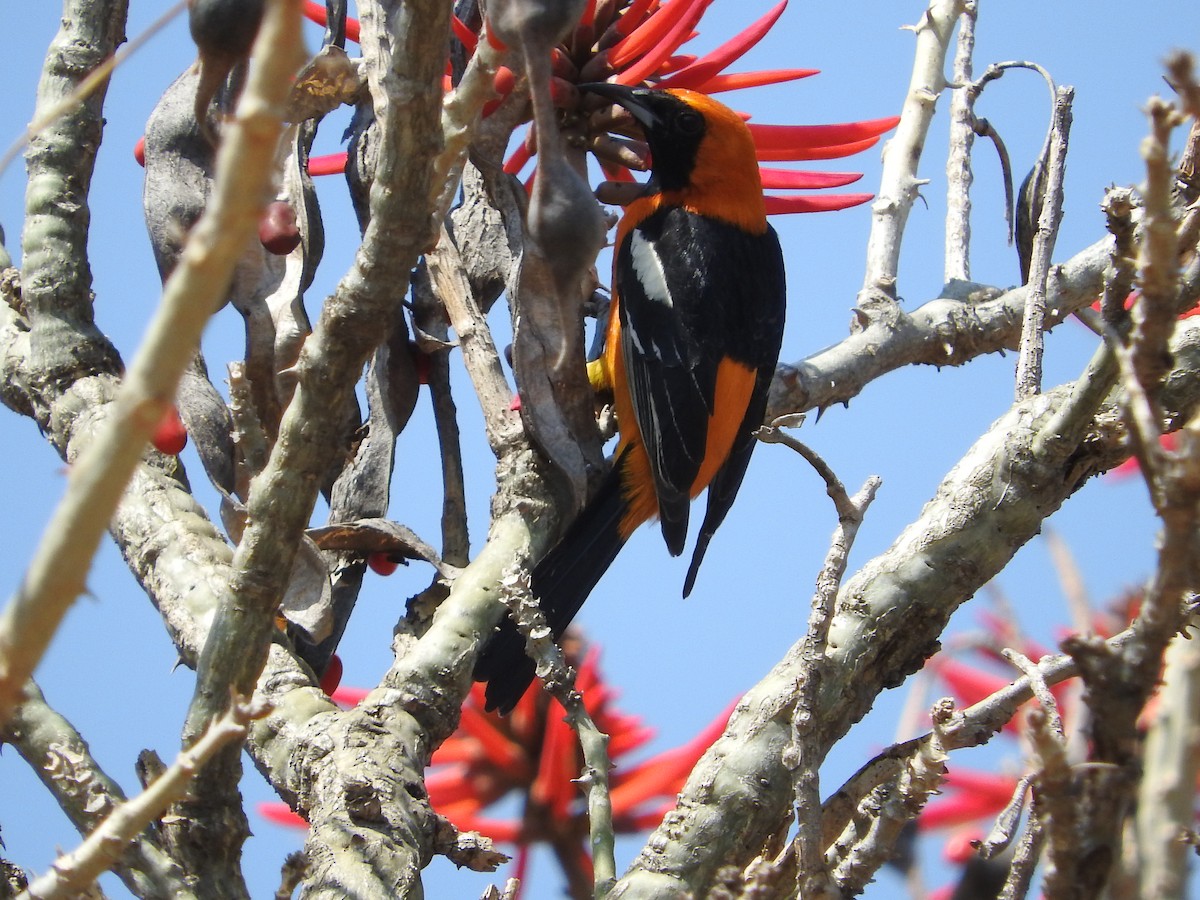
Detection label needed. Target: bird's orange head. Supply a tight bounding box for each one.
[582,84,768,234]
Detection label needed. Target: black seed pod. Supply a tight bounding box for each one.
[188,0,265,144]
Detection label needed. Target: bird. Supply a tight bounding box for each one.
[475,84,787,713]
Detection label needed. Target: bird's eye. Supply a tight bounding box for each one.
[676,110,704,136]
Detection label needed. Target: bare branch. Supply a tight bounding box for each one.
[1136,628,1200,898]
[769,235,1119,420]
[861,0,965,305]
[494,565,618,895]
[1131,98,1186,395]
[750,435,882,896]
[944,1,978,282]
[2,681,194,899]
[1014,85,1073,400]
[17,696,265,900]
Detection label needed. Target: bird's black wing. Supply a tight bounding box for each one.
[616,207,785,559]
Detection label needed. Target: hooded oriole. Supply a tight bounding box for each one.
[476,85,786,713]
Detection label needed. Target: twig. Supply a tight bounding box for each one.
[997,816,1044,900]
[425,226,522,454]
[1003,649,1063,739]
[424,338,472,567]
[829,707,949,895]
[977,774,1033,858]
[861,0,964,306]
[274,852,309,900]
[411,252,473,568]
[1131,98,1185,395]
[432,23,508,224]
[1014,85,1073,400]
[1025,706,1075,898]
[818,623,1147,854]
[1042,530,1093,636]
[944,1,978,283]
[1165,51,1200,123]
[495,566,617,897]
[1135,627,1200,898]
[770,234,1116,421]
[1030,189,1138,458]
[2,681,194,899]
[17,696,267,900]
[759,429,880,896]
[1099,187,1139,332]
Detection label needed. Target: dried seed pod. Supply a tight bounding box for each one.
[188,0,266,143]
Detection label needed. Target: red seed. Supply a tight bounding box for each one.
[368,552,399,576]
[258,200,302,255]
[133,136,146,167]
[152,406,188,456]
[319,654,344,696]
[493,66,516,96]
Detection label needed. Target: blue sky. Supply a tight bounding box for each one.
[1,2,1197,897]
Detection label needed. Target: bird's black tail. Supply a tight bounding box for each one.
[475,456,630,713]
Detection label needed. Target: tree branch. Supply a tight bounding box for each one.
[944,0,978,283]
[17,696,264,900]
[2,681,194,899]
[860,0,964,306]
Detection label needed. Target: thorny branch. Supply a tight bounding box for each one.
[16,696,266,900]
[944,0,978,283]
[1014,85,1073,400]
[495,565,617,897]
[757,428,881,896]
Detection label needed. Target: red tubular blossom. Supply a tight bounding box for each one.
[451,14,477,52]
[445,813,524,845]
[609,701,731,810]
[504,142,534,176]
[613,0,657,38]
[759,169,862,190]
[329,685,369,707]
[763,193,874,215]
[612,0,713,85]
[613,800,675,832]
[748,116,901,153]
[452,700,530,772]
[307,152,348,177]
[605,718,655,757]
[301,1,360,43]
[609,0,682,63]
[942,768,1024,804]
[258,802,307,828]
[920,785,1016,830]
[755,134,885,163]
[696,68,819,93]
[427,767,494,808]
[658,0,788,90]
[531,710,577,819]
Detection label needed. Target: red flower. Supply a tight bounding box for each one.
[919,768,1021,831]
[302,0,898,217]
[261,639,731,897]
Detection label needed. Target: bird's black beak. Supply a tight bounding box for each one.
[578,82,663,133]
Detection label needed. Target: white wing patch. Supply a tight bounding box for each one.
[630,230,673,309]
